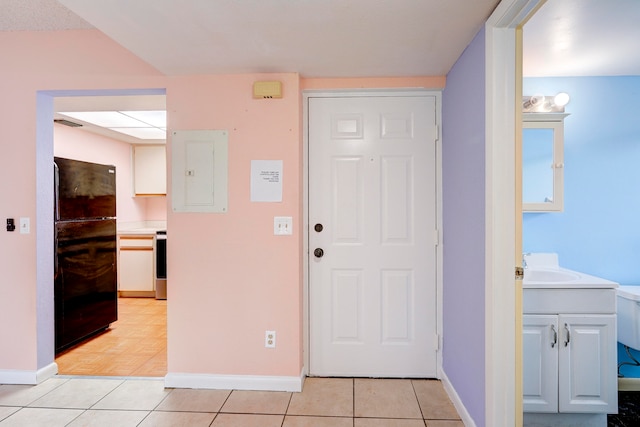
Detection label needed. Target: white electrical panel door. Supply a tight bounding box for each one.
[172,130,228,213]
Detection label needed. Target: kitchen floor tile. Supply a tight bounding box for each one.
[155,388,231,412]
[0,407,83,427]
[28,378,123,409]
[354,379,422,419]
[211,413,285,426]
[55,297,167,377]
[220,390,291,415]
[287,377,353,417]
[137,411,216,426]
[66,409,149,426]
[91,379,170,410]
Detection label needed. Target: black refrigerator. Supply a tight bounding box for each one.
[54,157,118,354]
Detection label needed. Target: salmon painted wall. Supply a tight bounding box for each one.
[165,73,302,376]
[0,28,446,382]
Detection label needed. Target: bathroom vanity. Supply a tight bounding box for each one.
[523,254,618,427]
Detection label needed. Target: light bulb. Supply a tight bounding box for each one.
[553,92,570,107]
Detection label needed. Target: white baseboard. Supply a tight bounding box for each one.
[0,362,58,385]
[164,368,306,392]
[440,369,476,427]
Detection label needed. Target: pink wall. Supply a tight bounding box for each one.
[0,28,444,382]
[0,29,303,378]
[165,73,302,376]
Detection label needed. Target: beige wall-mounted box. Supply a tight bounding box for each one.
[253,81,282,99]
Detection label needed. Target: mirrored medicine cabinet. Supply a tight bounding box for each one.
[522,113,569,212]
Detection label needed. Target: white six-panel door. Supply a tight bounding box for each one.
[308,95,438,377]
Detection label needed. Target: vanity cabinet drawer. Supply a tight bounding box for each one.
[523,288,616,314]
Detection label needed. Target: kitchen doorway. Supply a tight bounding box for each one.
[38,88,168,378]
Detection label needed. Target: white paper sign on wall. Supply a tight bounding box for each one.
[250,160,283,202]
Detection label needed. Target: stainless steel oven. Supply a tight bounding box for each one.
[155,230,167,299]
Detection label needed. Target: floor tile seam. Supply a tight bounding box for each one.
[283,414,354,419]
[86,378,139,410]
[3,378,71,408]
[280,387,295,426]
[218,410,289,415]
[423,416,463,421]
[151,409,222,414]
[353,415,423,420]
[352,377,355,420]
[410,379,427,420]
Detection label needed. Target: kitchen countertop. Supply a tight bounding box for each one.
[117,221,166,236]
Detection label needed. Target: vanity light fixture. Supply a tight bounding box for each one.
[523,92,570,113]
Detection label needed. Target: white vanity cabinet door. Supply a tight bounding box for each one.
[558,314,617,414]
[523,315,559,413]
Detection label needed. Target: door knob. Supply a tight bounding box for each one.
[314,248,324,258]
[314,223,323,232]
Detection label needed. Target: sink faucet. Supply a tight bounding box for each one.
[523,253,530,269]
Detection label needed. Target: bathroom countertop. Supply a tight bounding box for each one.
[523,267,618,289]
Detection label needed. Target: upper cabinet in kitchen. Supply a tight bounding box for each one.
[133,145,166,196]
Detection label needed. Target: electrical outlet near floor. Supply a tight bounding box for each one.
[265,330,276,348]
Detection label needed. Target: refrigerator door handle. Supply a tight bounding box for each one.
[54,227,58,272]
[54,162,60,222]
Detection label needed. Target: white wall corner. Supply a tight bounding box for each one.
[164,369,306,392]
[0,362,58,385]
[440,369,477,427]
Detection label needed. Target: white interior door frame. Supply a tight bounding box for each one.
[485,1,545,426]
[302,88,443,379]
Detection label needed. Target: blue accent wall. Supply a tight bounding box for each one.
[524,76,640,378]
[523,76,640,285]
[443,27,486,426]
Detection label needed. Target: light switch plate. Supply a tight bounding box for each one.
[20,217,30,234]
[274,216,292,235]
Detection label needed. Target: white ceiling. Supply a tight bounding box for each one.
[2,0,639,143]
[4,0,501,78]
[2,0,638,78]
[523,0,640,77]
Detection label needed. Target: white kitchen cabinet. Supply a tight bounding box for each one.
[133,145,166,196]
[118,235,155,297]
[523,313,617,414]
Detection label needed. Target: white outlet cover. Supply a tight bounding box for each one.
[274,216,292,235]
[265,330,276,348]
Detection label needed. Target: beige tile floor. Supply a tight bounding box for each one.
[0,377,464,426]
